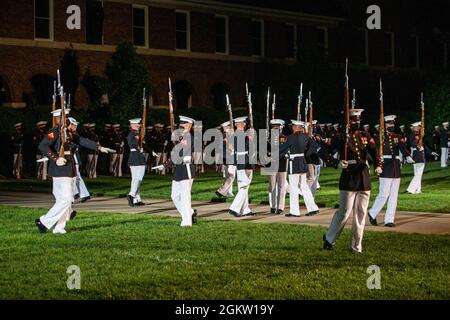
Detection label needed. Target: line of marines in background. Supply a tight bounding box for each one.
[9,119,450,182]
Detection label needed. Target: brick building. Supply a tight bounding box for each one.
[0,0,449,113]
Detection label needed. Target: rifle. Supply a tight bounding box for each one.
[305,98,309,129]
[272,94,276,120]
[351,89,356,109]
[308,92,313,137]
[344,58,350,162]
[52,81,56,127]
[379,79,384,167]
[418,92,425,149]
[140,87,147,149]
[168,78,175,137]
[246,83,254,129]
[297,83,303,121]
[57,69,67,158]
[266,87,270,139]
[226,94,234,134]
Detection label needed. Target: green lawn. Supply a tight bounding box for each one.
[1,162,449,213]
[0,206,448,300]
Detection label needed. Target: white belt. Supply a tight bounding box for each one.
[289,153,304,159]
[347,160,368,165]
[64,151,71,155]
[183,156,192,164]
[130,148,137,152]
[236,151,248,156]
[383,155,401,160]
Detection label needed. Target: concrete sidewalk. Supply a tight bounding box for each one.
[0,191,449,235]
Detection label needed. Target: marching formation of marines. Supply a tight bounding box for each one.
[7,68,449,253]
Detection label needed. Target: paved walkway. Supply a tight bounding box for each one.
[0,191,449,235]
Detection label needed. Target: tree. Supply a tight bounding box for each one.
[426,75,450,128]
[105,42,150,123]
[60,49,80,107]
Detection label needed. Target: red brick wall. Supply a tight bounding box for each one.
[54,0,85,43]
[265,21,286,59]
[148,6,175,50]
[229,16,252,56]
[103,1,132,45]
[190,12,215,53]
[0,0,34,39]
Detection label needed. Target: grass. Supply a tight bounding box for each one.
[0,206,448,300]
[1,162,449,213]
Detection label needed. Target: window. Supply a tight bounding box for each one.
[34,0,53,40]
[316,26,329,53]
[176,11,190,51]
[86,0,104,45]
[215,15,229,54]
[133,5,148,47]
[286,23,297,59]
[252,20,264,56]
[384,32,395,66]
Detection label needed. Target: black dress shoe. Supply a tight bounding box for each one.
[285,213,300,217]
[35,219,47,233]
[276,209,283,215]
[215,191,224,198]
[192,209,198,224]
[80,196,91,203]
[306,210,319,217]
[368,215,378,226]
[127,195,135,207]
[228,209,240,217]
[74,193,80,200]
[385,223,396,228]
[242,212,255,217]
[323,234,333,250]
[270,208,276,214]
[135,202,146,206]
[70,210,77,220]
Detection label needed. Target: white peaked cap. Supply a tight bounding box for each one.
[113,124,121,128]
[270,119,285,126]
[350,109,364,117]
[234,116,248,123]
[129,118,141,124]
[36,121,48,126]
[179,115,195,124]
[68,117,79,126]
[399,125,405,129]
[384,115,397,122]
[363,124,370,129]
[443,122,449,126]
[411,121,422,127]
[333,123,339,128]
[291,120,306,127]
[312,120,318,125]
[155,123,164,128]
[221,121,231,128]
[51,108,70,117]
[374,124,380,129]
[13,122,23,127]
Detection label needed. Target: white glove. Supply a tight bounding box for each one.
[431,152,439,159]
[338,160,349,169]
[99,147,115,154]
[406,156,415,164]
[152,151,158,157]
[56,157,67,166]
[164,141,168,146]
[375,166,383,175]
[151,165,165,171]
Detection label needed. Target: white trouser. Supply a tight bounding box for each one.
[87,154,98,178]
[156,152,167,175]
[36,155,48,180]
[442,148,449,167]
[369,178,401,224]
[288,173,319,216]
[407,163,425,194]
[72,164,90,199]
[40,177,73,230]
[325,191,370,253]
[307,164,320,196]
[316,162,322,189]
[230,169,253,215]
[171,179,194,226]
[13,153,23,179]
[129,165,145,203]
[112,154,123,177]
[268,172,287,211]
[217,165,236,197]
